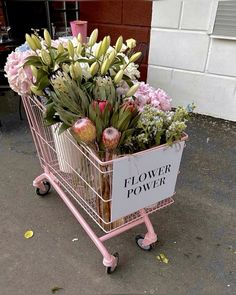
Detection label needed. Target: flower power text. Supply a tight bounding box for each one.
[124,164,172,198]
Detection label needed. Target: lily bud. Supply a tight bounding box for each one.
[95,42,103,59]
[101,59,110,75]
[25,34,38,51]
[115,36,123,52]
[57,43,64,54]
[69,64,77,80]
[44,29,52,47]
[76,43,82,56]
[30,65,38,79]
[67,40,75,59]
[88,28,98,47]
[30,85,44,96]
[101,36,110,56]
[126,83,140,97]
[126,38,136,49]
[74,61,82,79]
[129,51,142,63]
[41,49,52,66]
[31,34,42,50]
[108,49,116,64]
[77,33,83,43]
[106,36,111,48]
[62,63,70,73]
[113,69,124,84]
[89,61,99,76]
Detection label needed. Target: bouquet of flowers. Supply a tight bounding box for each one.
[5,29,193,157]
[5,29,194,228]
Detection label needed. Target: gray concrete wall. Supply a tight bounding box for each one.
[148,0,236,122]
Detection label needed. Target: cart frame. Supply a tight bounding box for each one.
[22,94,185,272]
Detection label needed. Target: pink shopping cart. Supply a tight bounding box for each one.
[22,94,187,274]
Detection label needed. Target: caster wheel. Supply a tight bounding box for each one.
[135,234,155,251]
[36,181,51,196]
[106,252,119,274]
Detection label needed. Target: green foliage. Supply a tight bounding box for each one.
[122,105,192,153]
[22,29,193,159]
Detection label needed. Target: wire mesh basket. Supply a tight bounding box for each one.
[23,95,176,233]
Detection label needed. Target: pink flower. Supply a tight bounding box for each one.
[102,127,121,150]
[4,50,35,96]
[134,82,172,112]
[92,100,112,114]
[72,118,96,144]
[121,100,137,113]
[154,89,172,111]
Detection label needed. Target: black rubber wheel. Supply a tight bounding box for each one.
[135,234,155,251]
[36,181,51,196]
[106,252,119,274]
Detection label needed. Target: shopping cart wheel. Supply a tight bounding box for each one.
[36,181,51,196]
[106,252,119,274]
[135,234,155,251]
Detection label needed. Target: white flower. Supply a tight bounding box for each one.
[124,62,140,80]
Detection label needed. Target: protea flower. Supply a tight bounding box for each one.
[121,100,137,113]
[92,100,112,114]
[102,127,121,150]
[72,118,96,144]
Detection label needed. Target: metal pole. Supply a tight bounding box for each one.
[45,0,52,36]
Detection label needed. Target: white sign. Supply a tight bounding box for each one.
[111,141,185,221]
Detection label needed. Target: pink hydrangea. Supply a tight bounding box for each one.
[4,50,35,96]
[134,82,172,112]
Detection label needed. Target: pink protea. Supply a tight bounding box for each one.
[92,100,112,114]
[4,50,35,96]
[102,127,121,150]
[72,118,96,144]
[121,100,137,113]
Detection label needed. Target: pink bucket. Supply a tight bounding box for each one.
[70,20,88,42]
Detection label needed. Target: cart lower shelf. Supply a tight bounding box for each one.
[33,170,174,273]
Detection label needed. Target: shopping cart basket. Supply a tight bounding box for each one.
[22,94,187,273]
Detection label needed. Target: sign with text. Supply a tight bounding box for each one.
[111,141,185,221]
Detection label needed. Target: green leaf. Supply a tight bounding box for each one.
[58,122,70,135]
[54,106,78,126]
[117,110,131,131]
[24,55,43,66]
[37,75,50,91]
[119,128,134,146]
[102,103,112,128]
[129,113,140,128]
[95,116,103,142]
[43,102,56,119]
[117,55,125,63]
[75,58,96,65]
[119,115,132,131]
[36,69,49,84]
[88,104,97,122]
[49,48,58,61]
[122,74,133,87]
[110,109,119,128]
[53,88,80,114]
[44,117,61,126]
[23,56,43,68]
